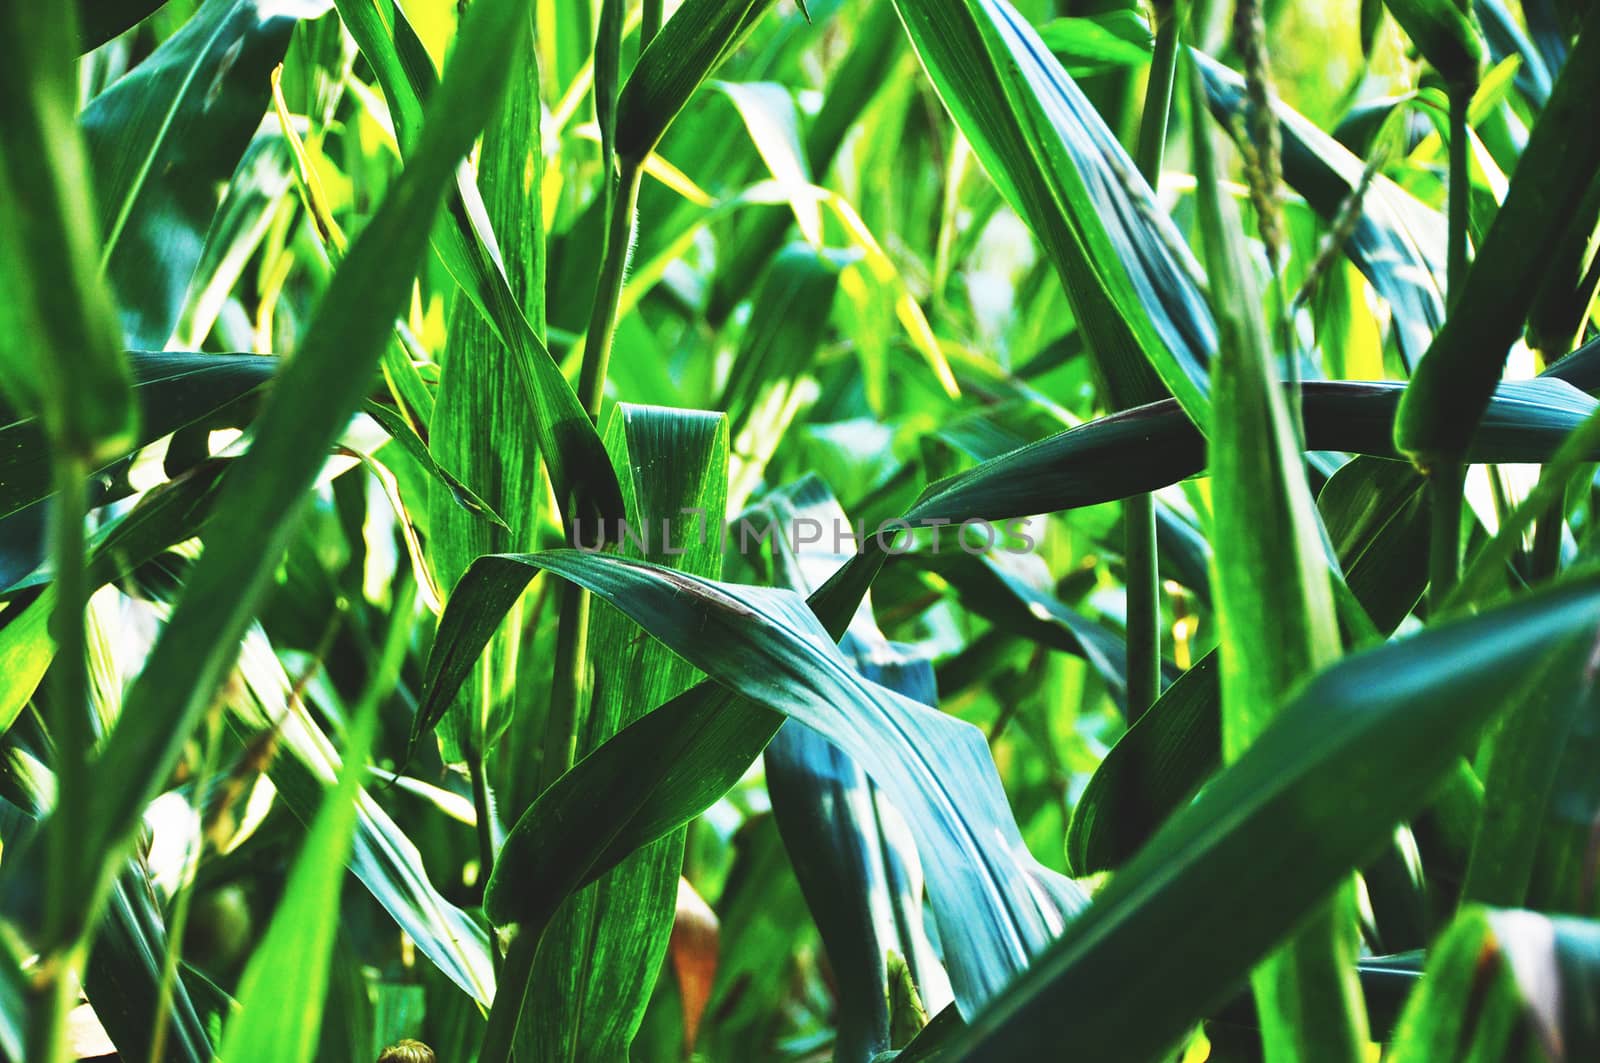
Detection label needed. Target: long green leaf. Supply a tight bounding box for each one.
[615,0,779,161]
[515,406,729,1058]
[1194,56,1367,1056]
[0,3,135,462]
[332,0,624,540]
[81,0,327,348]
[1067,455,1431,874]
[70,0,542,945]
[944,576,1600,1059]
[465,552,1087,1015]
[891,0,1215,419]
[1395,4,1600,467]
[216,583,410,1063]
[419,374,1599,954]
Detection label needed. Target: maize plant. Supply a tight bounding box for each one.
[2,0,1600,1059]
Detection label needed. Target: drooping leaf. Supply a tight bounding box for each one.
[943,576,1600,1059]
[758,476,956,1058]
[1,352,275,522]
[425,373,1599,954]
[465,552,1087,1015]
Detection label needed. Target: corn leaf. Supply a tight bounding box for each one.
[942,575,1600,1059]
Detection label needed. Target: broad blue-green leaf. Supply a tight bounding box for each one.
[462,552,1088,1015]
[758,476,956,1058]
[425,373,1600,963]
[943,576,1600,1059]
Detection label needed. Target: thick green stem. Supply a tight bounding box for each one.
[543,161,641,796]
[1124,494,1160,717]
[641,0,662,49]
[577,161,644,419]
[1447,88,1471,307]
[1124,9,1181,718]
[1429,462,1466,612]
[1429,87,1472,610]
[1136,10,1180,181]
[478,921,544,1062]
[467,699,502,968]
[32,453,91,1063]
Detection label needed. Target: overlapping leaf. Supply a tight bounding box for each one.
[448,551,1088,1014]
[892,0,1215,419]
